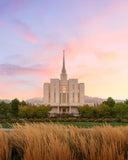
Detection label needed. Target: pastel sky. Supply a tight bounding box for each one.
[0,0,128,100]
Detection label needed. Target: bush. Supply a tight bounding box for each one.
[121,119,128,123]
[115,116,122,122]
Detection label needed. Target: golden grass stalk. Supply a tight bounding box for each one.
[0,123,127,160]
[0,129,10,160]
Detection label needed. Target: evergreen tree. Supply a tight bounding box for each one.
[11,98,20,118]
[21,100,26,106]
[0,101,10,119]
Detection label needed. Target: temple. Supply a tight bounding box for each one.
[43,50,85,116]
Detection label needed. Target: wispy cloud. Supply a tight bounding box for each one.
[13,20,37,43]
[0,63,58,80]
[0,20,37,43]
[0,64,44,76]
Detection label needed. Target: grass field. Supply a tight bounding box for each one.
[1,121,128,128]
[0,123,128,160]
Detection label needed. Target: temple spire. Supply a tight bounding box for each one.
[62,50,66,74]
[60,50,67,80]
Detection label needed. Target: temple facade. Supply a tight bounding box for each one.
[43,50,85,116]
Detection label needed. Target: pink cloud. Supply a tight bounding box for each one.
[0,76,43,100]
[0,79,43,100]
[25,24,128,85]
[14,28,37,44]
[24,37,121,84]
[0,64,44,76]
[13,20,37,43]
[0,63,60,83]
[0,80,28,90]
[0,20,37,43]
[14,0,22,11]
[96,51,118,61]
[0,79,29,100]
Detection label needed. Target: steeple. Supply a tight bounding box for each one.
[60,50,67,80]
[62,50,66,74]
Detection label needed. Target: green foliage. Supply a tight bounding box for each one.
[124,99,128,105]
[78,102,128,119]
[34,105,50,118]
[0,101,11,119]
[79,104,111,118]
[113,103,128,118]
[18,105,51,119]
[92,107,99,118]
[0,97,128,122]
[103,97,115,108]
[97,104,111,118]
[11,98,20,118]
[78,105,98,118]
[21,100,27,106]
[115,116,122,122]
[18,105,35,118]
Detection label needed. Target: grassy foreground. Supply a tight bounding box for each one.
[0,123,128,160]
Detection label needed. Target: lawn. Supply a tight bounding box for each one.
[1,121,128,128]
[58,122,128,128]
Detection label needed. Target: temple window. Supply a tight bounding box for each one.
[63,86,66,93]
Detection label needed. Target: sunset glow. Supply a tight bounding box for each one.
[0,0,128,100]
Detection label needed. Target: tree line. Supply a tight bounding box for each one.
[0,97,128,120]
[78,97,128,120]
[0,98,50,119]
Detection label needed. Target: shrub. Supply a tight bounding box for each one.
[116,116,122,122]
[121,119,128,123]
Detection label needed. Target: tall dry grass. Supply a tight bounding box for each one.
[0,123,128,160]
[0,129,10,160]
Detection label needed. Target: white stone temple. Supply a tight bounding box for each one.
[43,50,85,116]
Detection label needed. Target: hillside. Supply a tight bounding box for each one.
[0,96,124,105]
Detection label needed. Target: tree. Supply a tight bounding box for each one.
[92,107,99,118]
[21,100,26,106]
[34,105,51,118]
[18,105,35,118]
[113,103,128,118]
[18,105,51,119]
[0,101,10,119]
[124,99,128,105]
[11,98,20,118]
[97,104,111,118]
[78,105,94,118]
[103,97,115,108]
